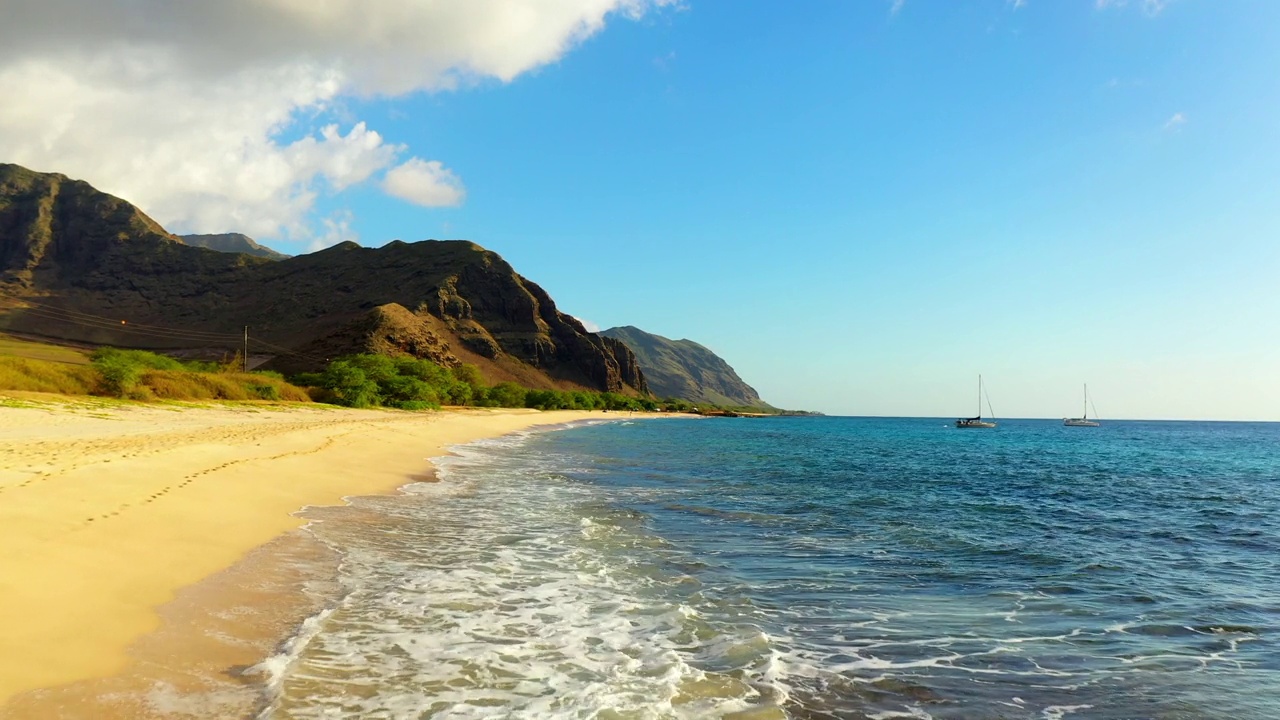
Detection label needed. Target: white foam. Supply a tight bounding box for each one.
[868,707,935,720]
[1042,704,1093,719]
[249,605,338,719]
[261,437,785,718]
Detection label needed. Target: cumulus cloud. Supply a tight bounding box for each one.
[0,0,673,244]
[382,159,467,208]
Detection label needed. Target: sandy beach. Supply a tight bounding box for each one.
[0,396,613,714]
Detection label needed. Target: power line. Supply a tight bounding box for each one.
[1,298,241,340]
[245,335,332,364]
[1,297,334,365]
[1,305,243,344]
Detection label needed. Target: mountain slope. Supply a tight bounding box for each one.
[0,163,646,395]
[180,233,289,260]
[599,326,767,407]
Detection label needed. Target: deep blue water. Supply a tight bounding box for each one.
[269,417,1280,719]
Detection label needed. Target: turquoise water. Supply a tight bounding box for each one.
[264,417,1280,719]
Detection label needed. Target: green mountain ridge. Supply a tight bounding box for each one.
[599,325,770,408]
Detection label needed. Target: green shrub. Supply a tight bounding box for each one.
[292,372,324,387]
[444,381,473,406]
[94,355,144,396]
[320,360,380,407]
[451,363,484,388]
[90,347,185,371]
[485,382,527,408]
[250,383,281,401]
[304,354,657,413]
[394,400,440,411]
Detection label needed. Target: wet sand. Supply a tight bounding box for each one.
[0,397,612,715]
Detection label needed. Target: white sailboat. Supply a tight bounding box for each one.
[956,375,997,428]
[1063,384,1100,427]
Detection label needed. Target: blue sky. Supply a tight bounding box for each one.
[296,1,1278,419]
[8,1,1276,419]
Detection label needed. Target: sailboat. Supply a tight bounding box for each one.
[1063,384,1100,427]
[956,375,997,428]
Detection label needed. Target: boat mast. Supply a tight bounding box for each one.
[978,374,983,419]
[1083,383,1088,419]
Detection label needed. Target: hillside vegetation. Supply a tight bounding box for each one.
[0,163,646,396]
[0,345,310,402]
[299,354,667,412]
[0,333,90,364]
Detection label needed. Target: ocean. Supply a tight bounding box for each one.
[260,417,1280,719]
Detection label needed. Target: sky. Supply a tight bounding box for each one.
[2,0,1277,420]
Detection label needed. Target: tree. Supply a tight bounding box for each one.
[320,360,380,407]
[485,382,528,408]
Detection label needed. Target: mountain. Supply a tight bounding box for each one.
[0,163,646,394]
[180,233,289,260]
[599,326,768,407]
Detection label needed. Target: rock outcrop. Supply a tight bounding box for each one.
[600,325,767,407]
[0,163,647,395]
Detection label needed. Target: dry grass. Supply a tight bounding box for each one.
[0,334,91,365]
[142,370,310,402]
[0,357,98,394]
[0,355,311,403]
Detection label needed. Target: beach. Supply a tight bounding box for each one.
[0,396,612,716]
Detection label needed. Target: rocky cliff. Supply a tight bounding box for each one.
[180,233,289,260]
[600,325,768,407]
[0,163,646,395]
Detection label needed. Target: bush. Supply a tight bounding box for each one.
[320,360,380,407]
[395,400,440,411]
[94,355,144,396]
[485,382,527,408]
[303,354,657,413]
[90,347,186,371]
[382,375,441,408]
[451,363,484,388]
[250,383,281,401]
[444,381,473,406]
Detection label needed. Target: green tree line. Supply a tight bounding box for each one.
[295,354,685,412]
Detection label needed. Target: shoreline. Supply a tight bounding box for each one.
[0,396,626,714]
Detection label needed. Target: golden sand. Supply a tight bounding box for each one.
[0,397,611,710]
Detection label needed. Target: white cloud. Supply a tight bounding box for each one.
[574,317,602,333]
[1163,112,1187,131]
[0,0,674,244]
[309,210,360,252]
[890,0,907,15]
[382,159,467,208]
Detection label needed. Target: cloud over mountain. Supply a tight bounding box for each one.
[0,0,671,244]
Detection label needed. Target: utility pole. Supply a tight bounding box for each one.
[243,326,249,373]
